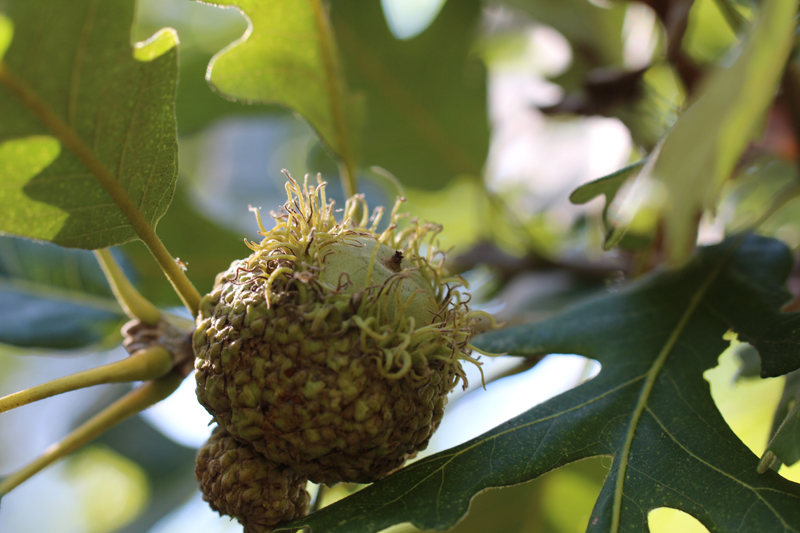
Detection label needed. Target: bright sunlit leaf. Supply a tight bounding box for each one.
[0,0,180,249]
[607,0,796,264]
[198,0,362,170]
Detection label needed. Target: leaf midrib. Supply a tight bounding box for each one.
[0,53,201,315]
[610,258,728,531]
[646,406,800,532]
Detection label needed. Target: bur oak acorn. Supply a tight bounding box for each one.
[196,425,311,533]
[193,175,485,491]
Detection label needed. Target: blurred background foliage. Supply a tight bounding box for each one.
[2,0,800,531]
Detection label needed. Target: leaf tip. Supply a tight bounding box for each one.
[133,28,179,62]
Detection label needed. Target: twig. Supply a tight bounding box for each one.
[0,346,173,414]
[0,370,184,498]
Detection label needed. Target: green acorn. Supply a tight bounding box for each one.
[196,426,310,533]
[193,175,488,485]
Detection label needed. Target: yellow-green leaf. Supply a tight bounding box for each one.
[607,0,796,264]
[200,0,361,179]
[0,0,179,249]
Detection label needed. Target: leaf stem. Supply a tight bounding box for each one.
[0,346,173,414]
[311,0,358,198]
[94,249,161,325]
[0,369,184,498]
[0,61,201,317]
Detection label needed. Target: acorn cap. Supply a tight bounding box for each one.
[194,176,486,485]
[196,426,310,533]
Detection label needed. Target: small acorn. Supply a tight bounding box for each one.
[196,425,310,533]
[193,175,486,485]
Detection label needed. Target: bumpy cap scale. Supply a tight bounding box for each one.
[194,175,487,485]
[196,426,310,533]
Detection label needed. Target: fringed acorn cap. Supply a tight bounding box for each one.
[193,174,494,485]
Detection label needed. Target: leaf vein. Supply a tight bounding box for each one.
[646,406,799,532]
[612,260,727,532]
[67,0,100,127]
[365,373,649,516]
[663,372,731,444]
[116,58,152,189]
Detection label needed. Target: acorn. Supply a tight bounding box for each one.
[193,175,486,485]
[196,425,310,533]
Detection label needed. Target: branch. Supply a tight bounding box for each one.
[0,346,173,414]
[311,0,358,198]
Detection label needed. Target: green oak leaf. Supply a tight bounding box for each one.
[570,160,645,226]
[606,0,796,265]
[330,0,488,190]
[199,0,361,173]
[278,234,800,533]
[0,0,178,249]
[0,236,125,349]
[197,0,488,191]
[569,160,655,251]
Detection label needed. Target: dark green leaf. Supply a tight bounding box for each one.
[330,0,489,190]
[768,402,800,468]
[0,0,178,249]
[0,236,124,349]
[279,234,800,533]
[569,160,645,215]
